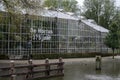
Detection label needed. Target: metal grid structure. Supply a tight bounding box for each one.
[0,1,110,59]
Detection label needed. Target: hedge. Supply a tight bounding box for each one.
[0,54,9,60]
[0,53,116,60]
[32,53,115,59]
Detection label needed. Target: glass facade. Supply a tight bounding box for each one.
[0,11,110,58]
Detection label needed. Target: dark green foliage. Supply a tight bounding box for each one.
[0,12,29,48]
[105,22,120,49]
[43,0,58,9]
[43,0,79,13]
[105,22,120,59]
[83,0,115,29]
[62,0,79,12]
[32,53,114,59]
[0,54,9,59]
[2,0,43,13]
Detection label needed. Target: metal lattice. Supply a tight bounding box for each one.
[0,0,111,59]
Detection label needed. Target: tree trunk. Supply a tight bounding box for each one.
[112,49,115,59]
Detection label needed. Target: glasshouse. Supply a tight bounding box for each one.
[0,9,110,57]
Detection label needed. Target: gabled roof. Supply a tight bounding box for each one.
[30,10,108,33]
[0,9,108,33]
[28,9,78,20]
[81,20,109,33]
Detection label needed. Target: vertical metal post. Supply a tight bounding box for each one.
[20,16,22,56]
[100,32,102,53]
[8,13,10,57]
[30,20,33,57]
[27,39,32,60]
[67,20,69,53]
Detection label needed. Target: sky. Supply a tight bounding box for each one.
[76,0,120,7]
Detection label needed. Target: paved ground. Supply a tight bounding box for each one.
[0,56,120,65]
[1,56,120,80]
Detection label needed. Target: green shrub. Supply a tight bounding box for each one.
[32,53,114,59]
[0,54,9,60]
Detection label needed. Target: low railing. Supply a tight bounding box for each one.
[0,58,64,80]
